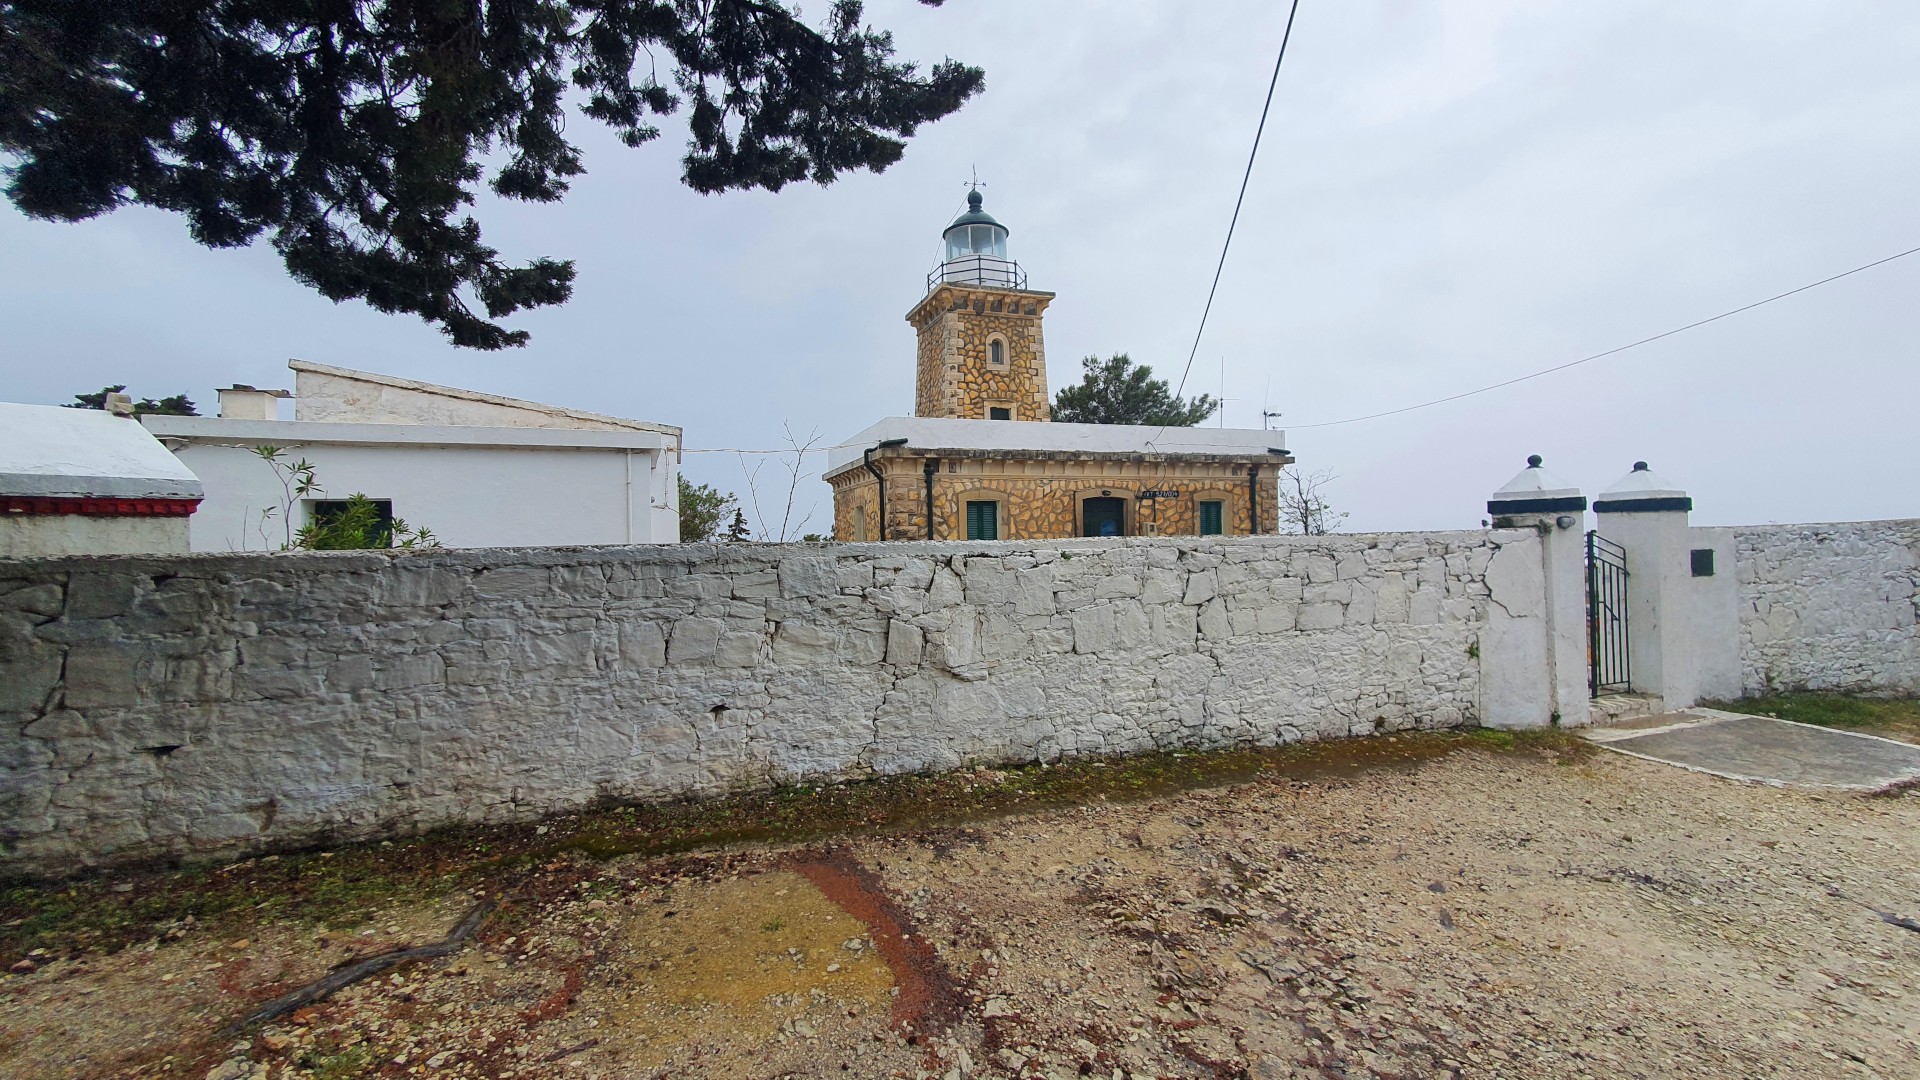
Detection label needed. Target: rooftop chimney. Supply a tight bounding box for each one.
[217,384,291,421]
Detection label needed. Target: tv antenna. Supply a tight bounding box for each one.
[1261,374,1281,430]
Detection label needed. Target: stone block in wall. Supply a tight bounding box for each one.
[839,618,889,665]
[1297,553,1336,583]
[374,652,447,691]
[715,632,762,668]
[1198,597,1231,639]
[938,608,985,676]
[1409,588,1443,626]
[1270,576,1303,604]
[63,643,145,709]
[1297,603,1345,631]
[2,582,63,618]
[928,566,965,609]
[778,557,838,598]
[1303,582,1350,605]
[383,566,472,608]
[835,563,875,592]
[668,618,724,664]
[978,610,1032,661]
[961,558,1017,605]
[769,619,831,665]
[671,574,735,602]
[730,572,780,599]
[885,618,923,669]
[1255,603,1296,634]
[1347,588,1378,627]
[1013,570,1056,615]
[1182,570,1217,606]
[1069,604,1116,655]
[515,630,596,679]
[1373,575,1412,624]
[0,618,62,713]
[1141,567,1182,605]
[66,573,139,620]
[22,709,93,741]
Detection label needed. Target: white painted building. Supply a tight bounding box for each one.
[142,361,682,551]
[0,401,205,557]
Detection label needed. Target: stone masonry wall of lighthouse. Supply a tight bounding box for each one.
[911,284,1054,422]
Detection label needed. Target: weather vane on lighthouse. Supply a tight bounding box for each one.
[963,165,986,194]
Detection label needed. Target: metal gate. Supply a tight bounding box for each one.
[1585,531,1631,694]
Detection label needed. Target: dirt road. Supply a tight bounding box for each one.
[2,734,1916,1079]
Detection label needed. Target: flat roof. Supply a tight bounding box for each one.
[1,402,205,499]
[141,416,674,452]
[824,416,1289,476]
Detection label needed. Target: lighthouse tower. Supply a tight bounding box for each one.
[907,191,1055,422]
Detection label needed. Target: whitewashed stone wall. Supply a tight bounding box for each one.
[0,532,1532,874]
[1735,520,1920,695]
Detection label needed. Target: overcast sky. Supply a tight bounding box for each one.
[4,1,1917,538]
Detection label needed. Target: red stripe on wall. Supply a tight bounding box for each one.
[0,496,202,517]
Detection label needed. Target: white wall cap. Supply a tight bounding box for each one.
[1490,455,1582,502]
[287,359,680,437]
[1598,461,1688,500]
[0,402,205,499]
[139,415,672,452]
[824,416,1289,475]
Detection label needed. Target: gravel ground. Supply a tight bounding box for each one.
[2,736,1917,1079]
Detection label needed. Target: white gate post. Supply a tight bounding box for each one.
[1484,455,1591,728]
[1593,462,1697,708]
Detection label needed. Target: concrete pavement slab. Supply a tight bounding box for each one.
[1584,708,1920,790]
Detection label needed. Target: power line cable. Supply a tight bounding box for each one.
[683,245,1919,456]
[1287,243,1920,429]
[1171,0,1303,404]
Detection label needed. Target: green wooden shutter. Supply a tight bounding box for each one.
[1198,500,1224,536]
[966,501,998,540]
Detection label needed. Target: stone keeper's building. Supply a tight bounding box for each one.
[825,191,1293,542]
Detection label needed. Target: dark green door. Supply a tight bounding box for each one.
[965,500,999,540]
[1198,500,1224,536]
[1082,497,1126,537]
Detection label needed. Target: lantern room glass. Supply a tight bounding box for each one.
[946,223,1007,261]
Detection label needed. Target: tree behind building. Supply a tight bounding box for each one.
[678,476,739,544]
[1051,355,1218,426]
[65,385,198,416]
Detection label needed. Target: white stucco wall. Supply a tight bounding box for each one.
[170,440,672,550]
[0,515,191,558]
[1685,526,1742,702]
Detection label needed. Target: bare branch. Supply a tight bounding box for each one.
[1275,466,1348,536]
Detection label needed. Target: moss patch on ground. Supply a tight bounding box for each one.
[1708,694,1920,744]
[0,727,1584,968]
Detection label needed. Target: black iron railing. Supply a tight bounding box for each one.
[928,256,1027,292]
[1586,531,1631,694]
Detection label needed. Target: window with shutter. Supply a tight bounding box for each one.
[965,500,999,540]
[1198,500,1224,536]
